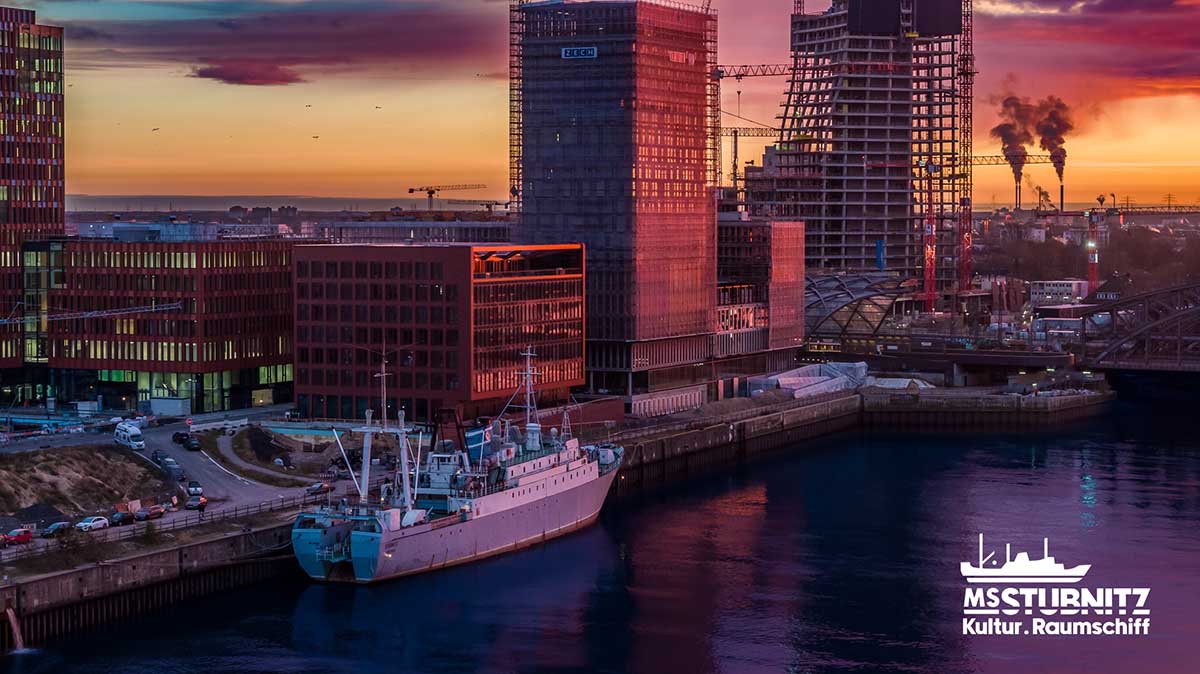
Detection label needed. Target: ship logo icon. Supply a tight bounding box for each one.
[960,534,1091,584]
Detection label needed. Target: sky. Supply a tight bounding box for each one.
[18,0,1200,207]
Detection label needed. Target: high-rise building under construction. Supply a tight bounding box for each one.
[512,0,720,402]
[746,0,967,288]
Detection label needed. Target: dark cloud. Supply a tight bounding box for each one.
[192,60,304,86]
[60,1,507,86]
[989,0,1182,13]
[978,0,1200,96]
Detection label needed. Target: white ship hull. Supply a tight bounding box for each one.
[293,456,620,584]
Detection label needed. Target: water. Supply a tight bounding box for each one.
[7,398,1200,674]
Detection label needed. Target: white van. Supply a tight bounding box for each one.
[114,422,146,451]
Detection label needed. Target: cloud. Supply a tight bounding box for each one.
[191,60,303,86]
[57,1,507,86]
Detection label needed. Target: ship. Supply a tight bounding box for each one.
[960,534,1091,584]
[291,349,624,584]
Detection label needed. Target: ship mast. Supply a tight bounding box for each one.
[520,345,538,427]
[396,410,413,510]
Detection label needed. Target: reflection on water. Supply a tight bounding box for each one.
[8,399,1200,674]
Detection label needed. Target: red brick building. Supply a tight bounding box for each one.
[292,243,585,422]
[19,239,294,412]
[0,8,65,371]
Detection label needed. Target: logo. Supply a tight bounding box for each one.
[960,534,1150,637]
[561,47,597,60]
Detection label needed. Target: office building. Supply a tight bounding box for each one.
[1031,279,1090,308]
[18,239,295,412]
[292,243,585,422]
[514,0,720,403]
[0,7,64,371]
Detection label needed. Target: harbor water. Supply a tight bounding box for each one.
[7,397,1200,674]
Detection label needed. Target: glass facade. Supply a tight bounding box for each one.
[293,244,585,423]
[517,1,719,396]
[0,9,65,370]
[18,239,295,412]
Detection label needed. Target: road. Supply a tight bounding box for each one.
[0,405,319,561]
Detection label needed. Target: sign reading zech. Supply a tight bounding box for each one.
[562,47,598,59]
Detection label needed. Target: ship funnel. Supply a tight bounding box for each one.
[525,422,542,453]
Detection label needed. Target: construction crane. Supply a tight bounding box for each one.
[724,127,777,191]
[444,199,511,215]
[408,184,486,211]
[713,64,792,81]
[0,301,185,327]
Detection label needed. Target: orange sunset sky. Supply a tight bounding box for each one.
[18,0,1200,207]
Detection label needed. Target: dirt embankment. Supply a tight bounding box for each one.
[0,445,175,517]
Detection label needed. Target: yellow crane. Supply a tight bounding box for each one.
[408,184,487,211]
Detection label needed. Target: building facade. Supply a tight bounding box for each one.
[1030,279,1090,308]
[0,7,65,371]
[716,215,806,356]
[748,0,963,283]
[292,243,585,423]
[515,0,719,401]
[17,239,294,412]
[301,218,510,245]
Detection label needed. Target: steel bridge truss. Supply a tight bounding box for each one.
[1081,283,1200,372]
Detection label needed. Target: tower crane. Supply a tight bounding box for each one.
[0,301,185,327]
[408,184,487,211]
[444,199,511,215]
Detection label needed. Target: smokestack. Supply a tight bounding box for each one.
[1015,180,1021,211]
[1061,184,1065,213]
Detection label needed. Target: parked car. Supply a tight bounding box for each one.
[109,512,138,526]
[183,436,202,451]
[186,481,203,496]
[184,495,208,510]
[5,528,33,545]
[40,521,73,538]
[75,516,109,532]
[305,482,333,496]
[172,431,190,444]
[135,505,165,521]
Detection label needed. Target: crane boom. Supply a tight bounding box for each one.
[0,301,184,327]
[713,64,792,80]
[408,184,487,210]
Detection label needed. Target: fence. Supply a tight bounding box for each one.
[609,390,859,443]
[189,418,250,434]
[0,492,321,565]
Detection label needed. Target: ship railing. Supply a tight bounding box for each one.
[315,541,350,562]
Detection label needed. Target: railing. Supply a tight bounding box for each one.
[608,390,858,443]
[0,493,324,564]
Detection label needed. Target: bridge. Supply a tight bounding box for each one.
[1080,282,1200,372]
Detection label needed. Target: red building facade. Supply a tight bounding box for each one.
[0,8,65,371]
[20,239,294,411]
[517,1,719,399]
[292,243,585,423]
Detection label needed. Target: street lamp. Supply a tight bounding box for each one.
[350,343,416,429]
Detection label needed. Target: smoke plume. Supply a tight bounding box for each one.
[1035,96,1073,182]
[990,96,1036,184]
[990,94,1075,184]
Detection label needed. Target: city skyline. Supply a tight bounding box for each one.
[18,0,1200,206]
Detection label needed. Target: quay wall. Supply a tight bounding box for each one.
[861,390,1115,430]
[0,388,1113,651]
[0,523,296,652]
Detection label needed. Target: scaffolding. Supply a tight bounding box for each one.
[752,0,964,298]
[509,1,526,214]
[513,0,721,394]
